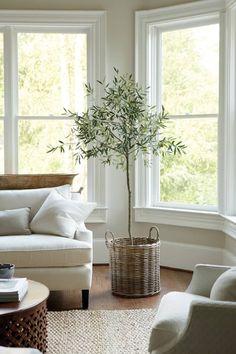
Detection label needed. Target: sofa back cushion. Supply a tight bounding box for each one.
[0,185,71,220]
[210,267,236,301]
[0,207,31,235]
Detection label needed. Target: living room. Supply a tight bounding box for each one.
[0,0,236,353]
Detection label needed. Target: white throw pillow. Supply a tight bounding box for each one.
[0,207,31,236]
[0,184,71,219]
[30,190,96,238]
[210,267,236,301]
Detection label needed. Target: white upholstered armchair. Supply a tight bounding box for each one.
[149,264,236,354]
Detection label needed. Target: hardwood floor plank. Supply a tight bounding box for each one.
[47,265,192,311]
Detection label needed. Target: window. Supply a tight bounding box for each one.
[159,24,219,210]
[0,11,106,221]
[135,0,236,230]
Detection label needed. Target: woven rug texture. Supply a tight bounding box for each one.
[47,308,155,354]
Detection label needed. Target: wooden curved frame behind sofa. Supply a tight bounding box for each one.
[0,173,77,190]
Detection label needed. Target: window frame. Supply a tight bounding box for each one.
[0,10,107,223]
[135,0,236,231]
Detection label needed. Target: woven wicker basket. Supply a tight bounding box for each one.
[105,226,161,297]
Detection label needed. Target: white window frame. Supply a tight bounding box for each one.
[135,0,236,234]
[0,10,107,222]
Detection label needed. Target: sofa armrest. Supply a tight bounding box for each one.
[186,264,231,297]
[75,227,93,246]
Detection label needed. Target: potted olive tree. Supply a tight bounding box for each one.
[49,68,185,297]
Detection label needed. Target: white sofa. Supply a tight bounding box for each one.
[0,181,94,309]
[149,264,236,354]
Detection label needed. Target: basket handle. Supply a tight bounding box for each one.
[105,230,115,248]
[148,226,160,242]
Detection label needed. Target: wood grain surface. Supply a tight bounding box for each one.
[0,174,77,189]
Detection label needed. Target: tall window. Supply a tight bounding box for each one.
[135,0,233,229]
[159,24,219,210]
[0,11,106,213]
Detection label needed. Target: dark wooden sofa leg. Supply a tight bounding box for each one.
[82,289,89,309]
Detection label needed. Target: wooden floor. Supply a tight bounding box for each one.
[47,265,192,311]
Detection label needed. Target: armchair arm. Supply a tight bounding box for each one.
[186,264,231,297]
[169,300,236,354]
[150,300,236,354]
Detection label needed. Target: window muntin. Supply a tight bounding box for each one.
[157,22,219,210]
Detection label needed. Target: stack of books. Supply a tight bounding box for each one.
[0,278,28,302]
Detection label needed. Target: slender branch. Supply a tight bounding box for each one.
[103,125,123,144]
[126,153,132,240]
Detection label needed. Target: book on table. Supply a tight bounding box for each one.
[0,278,28,302]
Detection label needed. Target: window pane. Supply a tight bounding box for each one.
[162,24,219,115]
[160,118,217,207]
[18,120,87,197]
[0,33,4,116]
[18,33,87,116]
[0,120,3,173]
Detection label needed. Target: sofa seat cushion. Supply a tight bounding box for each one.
[0,235,92,267]
[149,291,210,353]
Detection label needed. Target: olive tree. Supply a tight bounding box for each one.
[48,68,185,240]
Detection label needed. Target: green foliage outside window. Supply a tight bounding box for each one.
[160,24,219,207]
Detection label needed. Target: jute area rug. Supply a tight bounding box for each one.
[47,308,156,354]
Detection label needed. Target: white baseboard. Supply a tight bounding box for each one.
[93,237,110,264]
[93,238,224,270]
[160,241,223,270]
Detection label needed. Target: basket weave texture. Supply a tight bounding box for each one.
[105,227,160,297]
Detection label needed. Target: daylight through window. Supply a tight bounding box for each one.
[159,24,219,209]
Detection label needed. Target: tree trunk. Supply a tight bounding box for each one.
[126,154,132,241]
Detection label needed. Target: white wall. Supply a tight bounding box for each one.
[1,0,235,269]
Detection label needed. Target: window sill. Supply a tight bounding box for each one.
[134,207,222,230]
[135,207,236,239]
[221,215,236,240]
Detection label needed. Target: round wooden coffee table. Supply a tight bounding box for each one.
[0,280,49,353]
